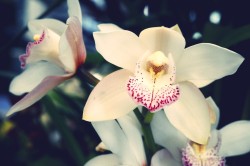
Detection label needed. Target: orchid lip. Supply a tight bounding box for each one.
[127,51,180,112]
[182,132,226,166]
[19,30,46,69]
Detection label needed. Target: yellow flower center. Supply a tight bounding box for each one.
[191,141,207,155]
[33,34,41,41]
[146,51,169,78]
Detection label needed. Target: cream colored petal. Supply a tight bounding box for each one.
[85,154,119,166]
[7,72,71,116]
[83,69,137,121]
[117,115,146,165]
[9,61,65,96]
[151,149,182,166]
[207,129,219,149]
[98,24,123,32]
[139,26,185,63]
[93,30,149,72]
[151,111,187,162]
[67,0,82,24]
[92,120,137,165]
[206,97,220,129]
[28,18,66,35]
[59,16,86,72]
[176,43,244,87]
[219,120,250,157]
[165,81,211,144]
[188,79,214,88]
[170,24,182,35]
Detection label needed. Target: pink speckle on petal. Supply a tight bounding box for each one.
[127,76,180,112]
[19,31,45,69]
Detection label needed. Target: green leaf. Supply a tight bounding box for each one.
[218,24,250,47]
[202,23,232,44]
[203,23,250,48]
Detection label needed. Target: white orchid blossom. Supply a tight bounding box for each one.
[83,24,243,144]
[85,114,147,166]
[7,0,86,116]
[152,97,250,166]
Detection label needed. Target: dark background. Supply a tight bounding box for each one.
[0,0,250,165]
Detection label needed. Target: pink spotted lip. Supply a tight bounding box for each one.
[127,53,180,112]
[182,133,226,166]
[127,77,180,112]
[19,31,45,69]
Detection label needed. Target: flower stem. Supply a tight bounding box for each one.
[144,111,154,124]
[42,95,85,165]
[134,108,157,164]
[77,66,100,86]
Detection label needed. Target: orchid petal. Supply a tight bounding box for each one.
[83,69,137,121]
[98,24,123,32]
[7,73,71,116]
[207,129,219,149]
[28,18,66,35]
[85,154,119,166]
[170,24,182,35]
[188,79,214,88]
[59,16,86,72]
[151,111,187,162]
[92,120,137,165]
[165,81,211,144]
[9,61,65,96]
[117,115,146,165]
[176,43,244,87]
[67,0,82,25]
[93,30,149,72]
[206,97,220,129]
[219,120,250,157]
[127,111,142,132]
[139,27,185,63]
[151,149,182,166]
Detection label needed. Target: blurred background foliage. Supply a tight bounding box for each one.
[0,0,250,165]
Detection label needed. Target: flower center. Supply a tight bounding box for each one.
[146,51,168,79]
[33,34,41,41]
[127,51,179,112]
[191,142,207,155]
[19,31,46,69]
[182,134,225,166]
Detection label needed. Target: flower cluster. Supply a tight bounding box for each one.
[83,24,249,166]
[6,0,250,165]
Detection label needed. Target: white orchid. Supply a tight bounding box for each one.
[85,114,147,166]
[7,0,86,116]
[83,24,243,144]
[151,97,250,166]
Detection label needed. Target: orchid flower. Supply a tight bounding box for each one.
[83,24,243,144]
[6,0,86,116]
[85,114,147,166]
[151,97,250,166]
